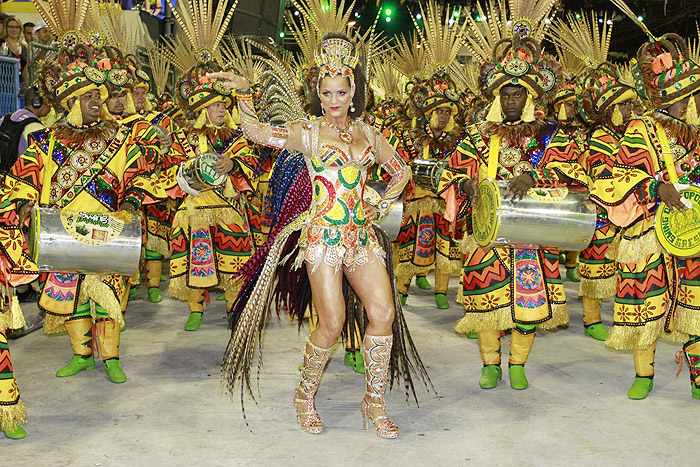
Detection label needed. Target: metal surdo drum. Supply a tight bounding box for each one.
[364,181,403,241]
[28,207,142,275]
[180,152,228,192]
[472,179,597,251]
[410,158,448,191]
[655,185,700,258]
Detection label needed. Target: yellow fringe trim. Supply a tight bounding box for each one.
[605,233,621,261]
[435,255,463,277]
[402,196,443,220]
[458,235,478,255]
[0,398,27,432]
[173,205,241,232]
[537,303,569,331]
[0,296,25,331]
[77,276,125,328]
[395,263,434,280]
[455,303,568,333]
[145,235,170,257]
[578,276,617,299]
[606,318,666,350]
[43,313,67,335]
[168,272,242,302]
[616,231,663,264]
[673,304,700,336]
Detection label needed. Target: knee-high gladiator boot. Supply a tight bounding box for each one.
[145,250,164,303]
[628,341,657,399]
[97,317,126,383]
[294,337,331,434]
[582,297,608,341]
[434,270,450,309]
[509,325,535,390]
[361,334,398,439]
[477,329,502,389]
[682,336,700,400]
[185,288,205,331]
[56,305,94,377]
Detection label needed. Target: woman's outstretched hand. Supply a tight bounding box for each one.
[207,72,250,92]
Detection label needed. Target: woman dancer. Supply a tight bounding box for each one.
[213,34,425,439]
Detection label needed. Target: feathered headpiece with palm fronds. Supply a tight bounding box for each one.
[612,0,700,112]
[549,10,636,122]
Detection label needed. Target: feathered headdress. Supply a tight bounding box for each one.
[613,0,700,115]
[549,10,636,124]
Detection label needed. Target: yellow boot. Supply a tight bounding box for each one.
[477,330,502,389]
[97,319,126,383]
[509,327,535,390]
[628,341,656,399]
[145,259,163,303]
[582,297,608,341]
[56,318,94,377]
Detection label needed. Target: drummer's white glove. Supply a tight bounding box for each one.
[176,163,202,197]
[673,183,693,210]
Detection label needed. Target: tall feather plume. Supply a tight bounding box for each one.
[548,11,613,68]
[689,22,700,64]
[386,31,426,80]
[507,0,558,26]
[220,36,265,85]
[146,42,172,96]
[287,0,355,38]
[102,0,141,53]
[284,11,319,69]
[610,0,656,40]
[170,0,238,57]
[410,0,469,69]
[32,0,90,39]
[450,60,482,95]
[371,54,406,100]
[616,60,637,87]
[163,34,197,72]
[554,45,585,75]
[82,0,102,32]
[241,36,306,123]
[462,0,508,64]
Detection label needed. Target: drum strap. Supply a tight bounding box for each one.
[487,135,501,180]
[656,123,679,184]
[40,134,57,206]
[197,134,209,155]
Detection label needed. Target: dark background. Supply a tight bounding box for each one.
[334,0,700,59]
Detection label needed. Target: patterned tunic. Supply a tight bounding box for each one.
[591,114,700,349]
[438,120,569,331]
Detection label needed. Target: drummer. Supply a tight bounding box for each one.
[385,51,466,310]
[0,36,167,384]
[168,60,260,332]
[590,27,700,401]
[438,27,569,391]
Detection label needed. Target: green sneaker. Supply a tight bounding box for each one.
[627,377,653,400]
[161,274,168,282]
[478,365,502,389]
[216,293,226,301]
[559,253,566,263]
[509,365,529,390]
[104,359,127,383]
[435,293,449,309]
[184,312,203,331]
[148,287,162,303]
[584,323,609,341]
[415,276,431,290]
[692,386,700,400]
[465,331,478,339]
[566,267,581,282]
[129,287,137,299]
[399,293,407,306]
[344,350,365,373]
[3,425,26,439]
[56,355,95,377]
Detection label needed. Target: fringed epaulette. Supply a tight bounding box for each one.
[51,120,120,146]
[651,111,700,147]
[186,125,237,145]
[402,123,465,159]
